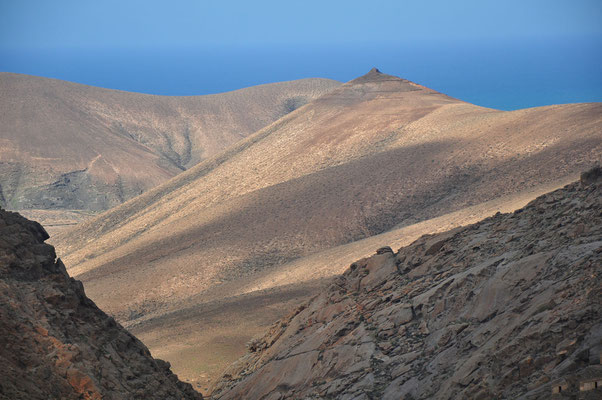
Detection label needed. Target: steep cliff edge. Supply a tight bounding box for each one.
[212,170,602,399]
[0,209,202,399]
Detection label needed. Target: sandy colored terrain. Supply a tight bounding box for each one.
[52,69,602,393]
[123,175,576,393]
[0,72,340,216]
[16,209,99,236]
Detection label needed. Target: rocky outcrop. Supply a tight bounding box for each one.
[0,209,202,399]
[212,173,602,399]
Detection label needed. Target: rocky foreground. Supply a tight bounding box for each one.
[212,170,602,399]
[0,210,202,399]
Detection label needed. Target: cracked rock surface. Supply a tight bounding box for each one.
[212,175,601,399]
[0,209,202,399]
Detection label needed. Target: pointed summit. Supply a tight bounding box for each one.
[348,67,404,85]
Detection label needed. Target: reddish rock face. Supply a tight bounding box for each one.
[0,209,202,399]
[212,175,602,399]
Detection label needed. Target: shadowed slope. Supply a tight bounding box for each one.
[0,72,340,216]
[52,69,602,390]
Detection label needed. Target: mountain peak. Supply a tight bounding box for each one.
[348,67,403,85]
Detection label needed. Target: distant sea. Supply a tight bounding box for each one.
[1,37,600,111]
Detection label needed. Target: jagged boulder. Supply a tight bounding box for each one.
[0,209,202,399]
[212,176,602,399]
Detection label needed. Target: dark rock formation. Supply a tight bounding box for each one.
[0,209,202,399]
[212,175,602,399]
[581,165,601,185]
[376,246,394,255]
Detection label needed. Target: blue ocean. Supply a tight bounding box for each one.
[1,37,600,111]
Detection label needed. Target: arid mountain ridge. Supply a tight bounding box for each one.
[0,207,202,399]
[0,72,340,226]
[50,68,602,390]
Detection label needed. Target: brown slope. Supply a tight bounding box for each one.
[0,72,340,216]
[0,208,202,399]
[212,172,602,400]
[52,69,602,389]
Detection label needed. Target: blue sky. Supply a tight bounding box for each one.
[0,1,601,109]
[2,0,601,47]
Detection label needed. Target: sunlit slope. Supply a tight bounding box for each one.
[56,70,600,304]
[126,176,577,393]
[0,72,340,213]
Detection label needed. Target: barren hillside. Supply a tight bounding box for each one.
[52,69,602,390]
[212,171,602,400]
[0,72,340,221]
